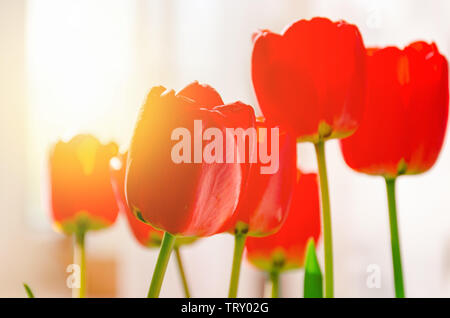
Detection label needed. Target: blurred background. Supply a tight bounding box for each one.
[1,0,449,297]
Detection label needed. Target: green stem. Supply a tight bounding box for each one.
[147,232,176,298]
[385,177,405,298]
[270,271,280,298]
[74,229,86,298]
[314,140,334,298]
[228,228,247,298]
[23,283,35,298]
[174,246,191,298]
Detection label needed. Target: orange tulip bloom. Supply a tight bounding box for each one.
[126,83,256,237]
[49,134,119,234]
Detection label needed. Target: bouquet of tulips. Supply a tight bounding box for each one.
[30,17,448,299]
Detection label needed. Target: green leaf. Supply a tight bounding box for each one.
[23,283,35,298]
[303,238,323,298]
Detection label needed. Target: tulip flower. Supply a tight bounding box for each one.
[126,82,256,297]
[224,119,297,297]
[49,134,119,297]
[245,171,321,297]
[340,42,449,297]
[251,17,366,297]
[110,153,195,297]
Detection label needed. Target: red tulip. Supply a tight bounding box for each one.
[245,171,321,272]
[222,119,297,236]
[126,82,256,237]
[49,134,119,234]
[251,17,366,141]
[340,42,448,298]
[341,42,449,177]
[252,17,366,298]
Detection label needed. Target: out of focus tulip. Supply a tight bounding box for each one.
[49,134,119,234]
[49,134,119,298]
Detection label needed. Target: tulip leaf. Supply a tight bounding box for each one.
[303,238,323,298]
[23,283,35,298]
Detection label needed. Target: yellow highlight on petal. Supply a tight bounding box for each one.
[76,137,98,175]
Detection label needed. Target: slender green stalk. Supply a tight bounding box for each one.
[147,232,176,298]
[23,283,35,298]
[174,246,191,298]
[385,177,405,298]
[73,229,86,298]
[228,230,247,298]
[314,140,333,298]
[269,271,280,298]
